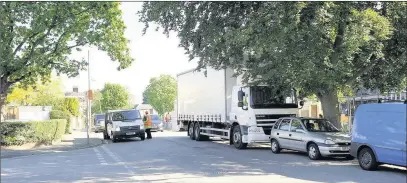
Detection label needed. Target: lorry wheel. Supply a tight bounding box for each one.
[194,123,209,141]
[358,147,378,171]
[232,125,247,149]
[189,122,196,140]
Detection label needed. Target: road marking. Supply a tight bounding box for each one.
[93,147,108,165]
[101,145,135,175]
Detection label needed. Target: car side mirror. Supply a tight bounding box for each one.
[238,90,244,102]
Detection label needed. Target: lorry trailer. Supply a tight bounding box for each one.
[176,67,303,149]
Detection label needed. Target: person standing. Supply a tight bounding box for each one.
[143,111,152,139]
[164,113,169,130]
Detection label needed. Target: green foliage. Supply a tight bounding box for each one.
[139,2,407,126]
[143,75,177,115]
[50,110,71,134]
[0,119,66,146]
[63,98,80,117]
[91,90,103,114]
[100,83,129,111]
[0,2,134,106]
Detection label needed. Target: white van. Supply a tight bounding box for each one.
[103,109,145,143]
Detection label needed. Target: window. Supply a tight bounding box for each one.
[279,119,291,131]
[112,110,141,121]
[273,119,282,129]
[290,119,304,132]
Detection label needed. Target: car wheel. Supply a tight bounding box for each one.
[358,147,378,171]
[232,125,247,149]
[307,143,321,160]
[271,139,281,154]
[189,122,195,140]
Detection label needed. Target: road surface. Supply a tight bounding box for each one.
[1,131,406,183]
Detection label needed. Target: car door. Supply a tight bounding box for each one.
[288,118,307,151]
[276,119,292,149]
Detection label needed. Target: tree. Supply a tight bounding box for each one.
[91,90,103,114]
[100,83,129,111]
[62,98,80,117]
[142,91,149,104]
[139,2,407,127]
[143,75,177,115]
[0,2,134,112]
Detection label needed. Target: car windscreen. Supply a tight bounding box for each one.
[151,115,161,120]
[112,110,141,121]
[95,115,104,121]
[301,119,339,132]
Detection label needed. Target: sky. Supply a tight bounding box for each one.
[62,2,197,104]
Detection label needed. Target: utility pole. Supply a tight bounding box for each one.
[86,50,91,145]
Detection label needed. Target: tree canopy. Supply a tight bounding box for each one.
[139,2,407,127]
[100,83,130,111]
[143,75,177,115]
[0,2,134,107]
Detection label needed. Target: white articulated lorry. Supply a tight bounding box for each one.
[176,67,304,149]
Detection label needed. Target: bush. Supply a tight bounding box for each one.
[0,119,67,146]
[50,110,71,134]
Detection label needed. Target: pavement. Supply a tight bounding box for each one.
[0,130,104,159]
[1,131,406,183]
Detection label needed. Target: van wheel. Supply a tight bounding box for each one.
[140,133,145,141]
[103,131,110,140]
[358,147,378,171]
[189,122,195,140]
[271,139,281,154]
[307,143,321,160]
[232,125,247,149]
[111,131,117,143]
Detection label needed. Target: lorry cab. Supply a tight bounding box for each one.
[350,103,407,170]
[230,86,301,144]
[103,109,145,142]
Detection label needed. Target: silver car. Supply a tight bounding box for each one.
[269,117,353,160]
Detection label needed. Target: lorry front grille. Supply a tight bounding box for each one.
[255,114,296,126]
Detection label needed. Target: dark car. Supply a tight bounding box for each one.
[150,114,164,132]
[93,114,105,133]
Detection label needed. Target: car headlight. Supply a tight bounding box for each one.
[115,127,120,131]
[324,139,336,145]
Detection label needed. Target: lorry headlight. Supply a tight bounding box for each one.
[115,127,120,131]
[324,139,335,145]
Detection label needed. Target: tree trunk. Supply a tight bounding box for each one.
[0,78,12,122]
[317,89,341,129]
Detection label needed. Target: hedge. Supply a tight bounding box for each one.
[0,119,66,146]
[50,110,71,134]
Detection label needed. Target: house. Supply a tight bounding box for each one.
[4,105,52,122]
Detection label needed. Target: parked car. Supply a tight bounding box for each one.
[270,117,353,160]
[150,114,164,132]
[93,113,105,133]
[103,109,145,142]
[350,103,406,171]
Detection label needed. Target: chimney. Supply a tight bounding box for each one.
[73,86,78,93]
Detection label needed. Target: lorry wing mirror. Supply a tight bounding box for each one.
[238,90,244,101]
[238,101,243,107]
[299,100,304,107]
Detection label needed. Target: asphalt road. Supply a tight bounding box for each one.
[1,131,406,183]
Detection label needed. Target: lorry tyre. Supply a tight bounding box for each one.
[232,125,247,149]
[189,122,196,140]
[271,139,281,154]
[194,123,209,141]
[358,147,378,171]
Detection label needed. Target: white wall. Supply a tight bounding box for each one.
[18,106,52,121]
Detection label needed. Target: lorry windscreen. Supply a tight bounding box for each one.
[250,86,298,108]
[112,110,141,121]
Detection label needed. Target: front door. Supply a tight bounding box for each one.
[288,118,307,151]
[276,119,292,148]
